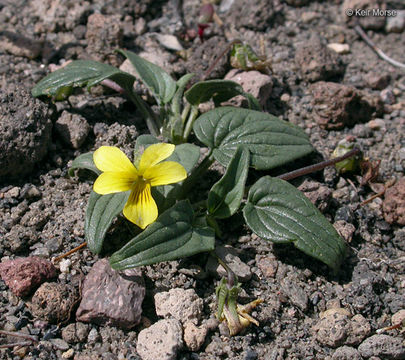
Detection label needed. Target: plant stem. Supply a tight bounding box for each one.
[212,252,238,288]
[354,25,405,69]
[278,148,360,181]
[101,79,161,137]
[201,39,242,80]
[182,105,199,142]
[53,242,87,262]
[179,152,215,198]
[126,90,160,137]
[181,102,191,127]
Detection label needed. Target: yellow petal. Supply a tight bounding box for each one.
[93,172,136,194]
[143,161,187,186]
[123,182,158,229]
[94,146,138,174]
[139,143,175,173]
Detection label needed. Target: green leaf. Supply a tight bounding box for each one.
[85,191,130,254]
[32,60,135,98]
[208,147,249,218]
[68,152,100,177]
[117,49,176,104]
[167,143,200,174]
[166,73,196,140]
[193,107,313,170]
[243,176,346,270]
[110,200,215,269]
[185,80,259,109]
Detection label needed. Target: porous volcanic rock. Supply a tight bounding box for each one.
[0,256,56,297]
[0,87,52,181]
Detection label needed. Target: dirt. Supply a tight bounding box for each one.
[0,0,404,359]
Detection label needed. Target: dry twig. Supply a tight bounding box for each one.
[354,25,405,69]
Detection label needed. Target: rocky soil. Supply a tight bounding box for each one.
[0,0,404,359]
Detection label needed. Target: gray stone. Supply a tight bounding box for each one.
[383,177,405,225]
[185,36,229,82]
[50,338,69,351]
[365,73,390,90]
[28,282,79,323]
[345,314,371,346]
[224,69,273,107]
[281,279,308,312]
[314,310,349,348]
[298,179,332,212]
[155,288,203,325]
[85,13,123,66]
[310,82,383,130]
[380,88,396,105]
[334,220,356,243]
[386,10,405,33]
[0,87,52,181]
[76,259,145,329]
[0,31,43,59]
[54,111,90,149]
[206,245,252,282]
[87,328,100,344]
[358,334,405,359]
[136,319,183,360]
[183,322,208,352]
[223,0,279,31]
[295,35,344,82]
[62,322,89,344]
[332,346,362,360]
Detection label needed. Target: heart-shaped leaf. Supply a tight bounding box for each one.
[68,152,100,177]
[85,191,130,254]
[193,107,313,170]
[117,49,176,104]
[208,147,249,218]
[243,176,346,270]
[185,80,260,109]
[110,200,215,269]
[32,60,135,98]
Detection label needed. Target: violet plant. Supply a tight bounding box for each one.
[32,50,347,335]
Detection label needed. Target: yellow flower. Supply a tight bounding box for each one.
[93,144,187,229]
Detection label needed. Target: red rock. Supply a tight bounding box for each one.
[0,256,57,297]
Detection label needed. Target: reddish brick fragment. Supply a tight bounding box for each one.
[0,256,57,297]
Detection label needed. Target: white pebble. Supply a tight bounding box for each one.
[59,259,71,273]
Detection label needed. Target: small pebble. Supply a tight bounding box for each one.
[327,43,350,54]
[62,348,74,359]
[59,259,71,274]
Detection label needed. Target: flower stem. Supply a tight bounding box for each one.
[278,148,360,181]
[179,151,215,199]
[101,79,160,136]
[182,105,199,142]
[126,90,160,137]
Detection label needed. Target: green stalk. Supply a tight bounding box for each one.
[179,151,215,199]
[126,89,160,137]
[182,105,199,142]
[181,102,191,124]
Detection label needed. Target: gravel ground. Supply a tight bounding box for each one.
[0,0,404,359]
